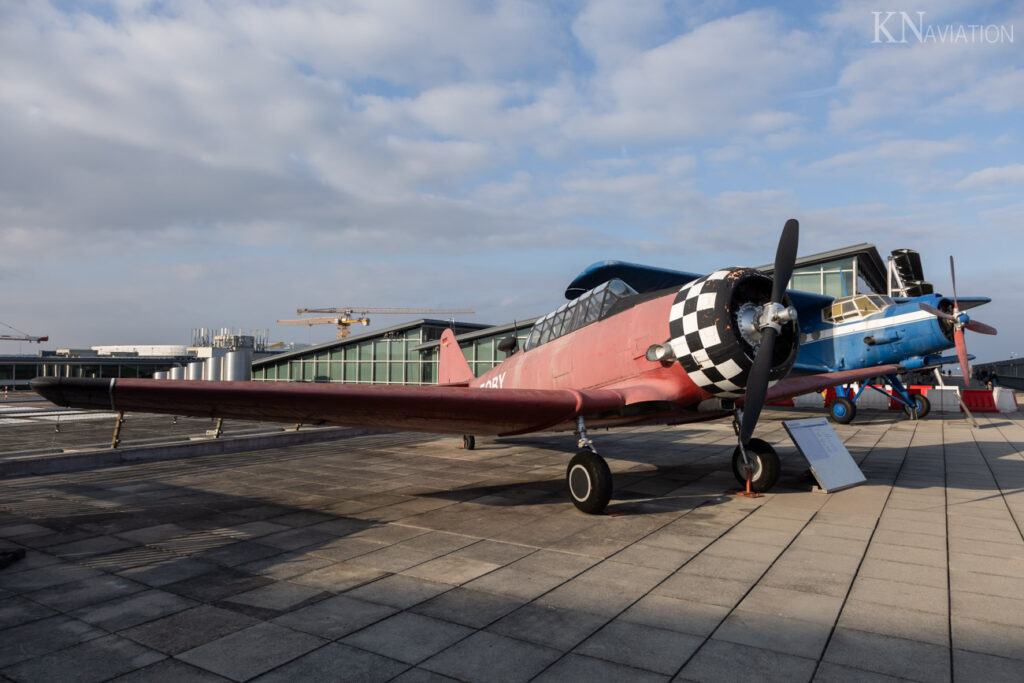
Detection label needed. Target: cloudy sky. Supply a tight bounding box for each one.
[2,0,1021,361]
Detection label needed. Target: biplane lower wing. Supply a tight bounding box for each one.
[30,377,626,437]
[760,364,904,404]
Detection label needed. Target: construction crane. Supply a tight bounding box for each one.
[0,320,47,343]
[277,307,475,339]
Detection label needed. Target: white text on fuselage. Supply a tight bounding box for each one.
[480,373,506,389]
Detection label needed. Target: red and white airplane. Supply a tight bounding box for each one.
[33,220,902,513]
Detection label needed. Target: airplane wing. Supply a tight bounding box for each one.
[29,377,625,437]
[756,364,904,404]
[564,261,702,299]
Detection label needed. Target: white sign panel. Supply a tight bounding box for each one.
[783,417,866,493]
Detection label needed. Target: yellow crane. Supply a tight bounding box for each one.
[277,307,475,339]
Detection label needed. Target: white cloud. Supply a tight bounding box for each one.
[809,138,966,170]
[954,164,1024,190]
[573,10,828,143]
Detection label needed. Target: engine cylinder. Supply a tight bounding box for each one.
[667,268,798,397]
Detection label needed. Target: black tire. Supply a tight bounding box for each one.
[731,438,780,493]
[829,397,856,424]
[566,449,612,514]
[461,435,475,450]
[903,394,930,420]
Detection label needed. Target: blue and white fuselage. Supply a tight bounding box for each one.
[792,292,986,375]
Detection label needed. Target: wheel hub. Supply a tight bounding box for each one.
[568,464,592,501]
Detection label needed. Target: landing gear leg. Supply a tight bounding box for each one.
[567,417,612,514]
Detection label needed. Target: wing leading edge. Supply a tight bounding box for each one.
[30,377,625,437]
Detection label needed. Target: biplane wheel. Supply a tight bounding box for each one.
[567,449,612,514]
[903,395,930,420]
[461,435,476,450]
[731,438,780,493]
[829,397,856,424]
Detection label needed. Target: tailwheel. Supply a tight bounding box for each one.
[461,435,476,450]
[566,449,612,514]
[731,438,780,493]
[903,394,930,420]
[829,397,856,424]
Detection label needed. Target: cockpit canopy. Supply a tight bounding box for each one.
[823,293,893,324]
[525,279,638,350]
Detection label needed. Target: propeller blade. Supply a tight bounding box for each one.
[740,218,799,446]
[965,319,998,335]
[740,326,776,445]
[918,302,955,321]
[955,328,970,387]
[949,255,960,312]
[771,219,800,304]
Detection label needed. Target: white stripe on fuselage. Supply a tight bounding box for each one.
[802,310,933,343]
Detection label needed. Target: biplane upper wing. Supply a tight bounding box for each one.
[30,377,626,437]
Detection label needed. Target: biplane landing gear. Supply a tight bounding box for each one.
[567,417,612,514]
[903,394,930,420]
[461,435,475,450]
[731,438,780,493]
[829,396,856,424]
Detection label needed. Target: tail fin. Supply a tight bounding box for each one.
[438,328,474,385]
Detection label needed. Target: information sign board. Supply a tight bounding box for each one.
[783,417,866,493]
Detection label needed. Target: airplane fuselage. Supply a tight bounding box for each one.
[796,294,955,373]
[469,290,707,408]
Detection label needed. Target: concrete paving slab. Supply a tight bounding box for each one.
[119,605,260,655]
[533,653,668,683]
[575,619,702,675]
[341,612,473,665]
[823,628,951,682]
[109,657,233,682]
[1,634,163,683]
[271,593,397,639]
[177,622,325,681]
[713,608,832,659]
[251,642,406,682]
[679,638,818,683]
[0,615,104,669]
[410,587,523,628]
[619,593,730,637]
[837,599,948,647]
[422,631,561,683]
[71,588,197,631]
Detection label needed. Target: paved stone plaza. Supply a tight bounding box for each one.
[1,405,1023,682]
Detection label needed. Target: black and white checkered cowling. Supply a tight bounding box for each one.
[667,267,792,398]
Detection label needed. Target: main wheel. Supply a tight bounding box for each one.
[461,435,476,450]
[829,397,856,424]
[903,394,930,420]
[566,449,612,514]
[731,438,781,493]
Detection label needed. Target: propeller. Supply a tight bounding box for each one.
[739,218,799,446]
[918,256,998,387]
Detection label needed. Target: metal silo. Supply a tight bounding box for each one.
[154,371,168,380]
[169,366,185,380]
[223,349,252,381]
[204,356,221,381]
[187,361,204,380]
